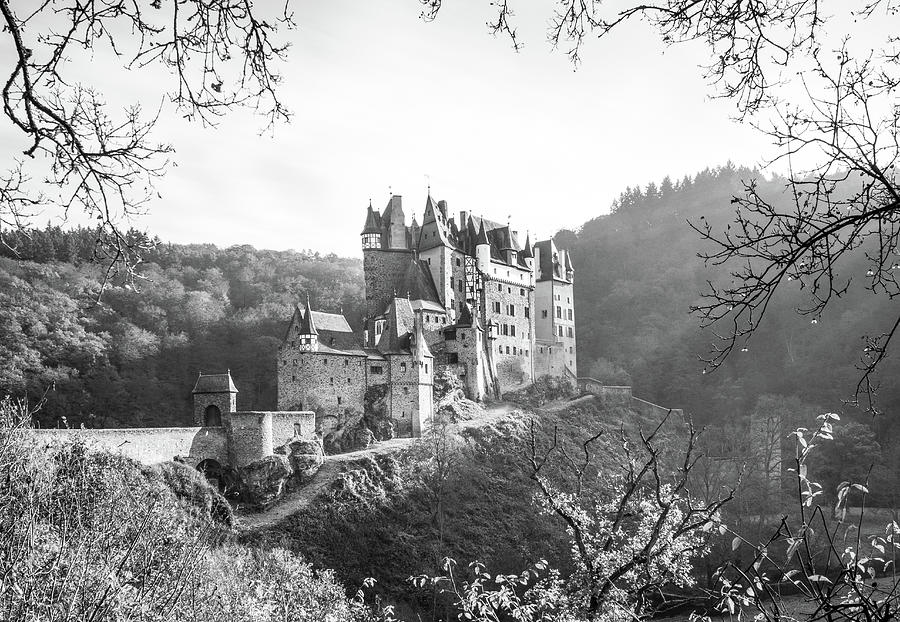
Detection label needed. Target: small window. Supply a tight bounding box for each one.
[525,350,529,357]
[344,358,349,366]
[458,279,464,292]
[497,284,502,292]
[556,306,562,318]
[567,296,571,303]
[403,387,409,395]
[330,377,334,384]
[520,288,525,296]
[511,325,516,337]
[347,378,351,384]
[558,326,563,337]
[539,347,544,353]
[425,364,428,373]
[512,346,517,355]
[445,329,457,340]
[441,317,446,324]
[371,365,383,374]
[542,310,548,319]
[338,396,342,405]
[292,375,296,381]
[324,358,328,365]
[456,258,461,267]
[400,362,407,373]
[505,346,510,354]
[525,307,530,319]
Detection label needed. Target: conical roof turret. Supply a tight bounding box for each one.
[298,296,318,335]
[361,201,381,235]
[521,234,533,259]
[475,220,490,246]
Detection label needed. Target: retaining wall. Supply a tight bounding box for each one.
[31,427,228,466]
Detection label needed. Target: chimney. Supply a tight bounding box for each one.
[437,199,448,220]
[459,210,468,230]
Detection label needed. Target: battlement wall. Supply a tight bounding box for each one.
[30,426,228,466]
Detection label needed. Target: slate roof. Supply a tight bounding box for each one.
[315,329,366,356]
[192,372,238,394]
[361,202,381,235]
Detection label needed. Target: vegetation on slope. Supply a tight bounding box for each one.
[242,396,691,616]
[0,398,381,621]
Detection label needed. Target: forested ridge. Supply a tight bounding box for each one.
[4,164,900,444]
[0,229,364,428]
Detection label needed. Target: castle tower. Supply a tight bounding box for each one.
[475,221,491,273]
[383,195,408,250]
[522,234,535,277]
[192,371,238,426]
[296,296,319,352]
[361,200,382,249]
[410,311,434,436]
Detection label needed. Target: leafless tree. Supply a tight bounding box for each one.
[0,0,293,292]
[525,413,734,619]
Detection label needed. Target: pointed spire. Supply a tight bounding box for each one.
[298,295,318,335]
[361,201,381,235]
[476,220,489,246]
[521,233,534,259]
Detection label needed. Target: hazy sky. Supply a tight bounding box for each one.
[2,1,777,257]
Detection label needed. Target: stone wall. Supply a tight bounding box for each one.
[535,279,576,376]
[277,350,367,435]
[630,396,684,420]
[481,274,534,389]
[31,426,228,467]
[363,247,416,317]
[226,412,274,468]
[270,411,316,448]
[193,392,235,426]
[535,338,569,379]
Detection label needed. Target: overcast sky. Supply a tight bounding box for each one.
[2,1,778,257]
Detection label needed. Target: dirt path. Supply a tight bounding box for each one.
[236,436,419,531]
[235,399,582,532]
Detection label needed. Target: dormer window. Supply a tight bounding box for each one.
[375,320,386,337]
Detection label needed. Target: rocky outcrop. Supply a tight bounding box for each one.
[435,369,482,422]
[237,454,292,507]
[323,415,376,454]
[237,436,325,508]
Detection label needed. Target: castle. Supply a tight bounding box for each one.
[277,194,577,437]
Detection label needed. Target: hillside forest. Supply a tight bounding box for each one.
[2,164,898,475]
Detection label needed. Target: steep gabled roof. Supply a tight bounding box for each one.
[475,220,490,246]
[377,297,416,354]
[417,195,451,251]
[192,371,238,394]
[398,258,443,305]
[314,329,366,356]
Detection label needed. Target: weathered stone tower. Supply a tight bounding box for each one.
[192,371,238,426]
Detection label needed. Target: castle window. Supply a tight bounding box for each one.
[569,346,574,353]
[505,346,510,354]
[507,270,510,277]
[568,327,574,337]
[525,307,530,319]
[291,341,295,346]
[507,304,515,316]
[441,317,446,324]
[549,347,553,353]
[371,365,383,374]
[542,310,548,319]
[525,350,529,357]
[512,346,517,355]
[427,257,431,264]
[511,325,516,337]
[445,329,457,340]
[324,358,328,365]
[498,346,502,354]
[568,296,571,303]
[568,309,573,320]
[400,362,407,373]
[502,324,508,336]
[520,288,525,296]
[344,358,349,366]
[558,326,563,337]
[497,284,502,292]
[347,378,351,384]
[539,347,544,353]
[556,306,562,318]
[403,387,409,395]
[508,287,512,294]
[456,258,461,267]
[447,353,459,364]
[330,377,334,384]
[338,397,342,405]
[425,364,428,373]
[375,320,385,337]
[493,301,501,313]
